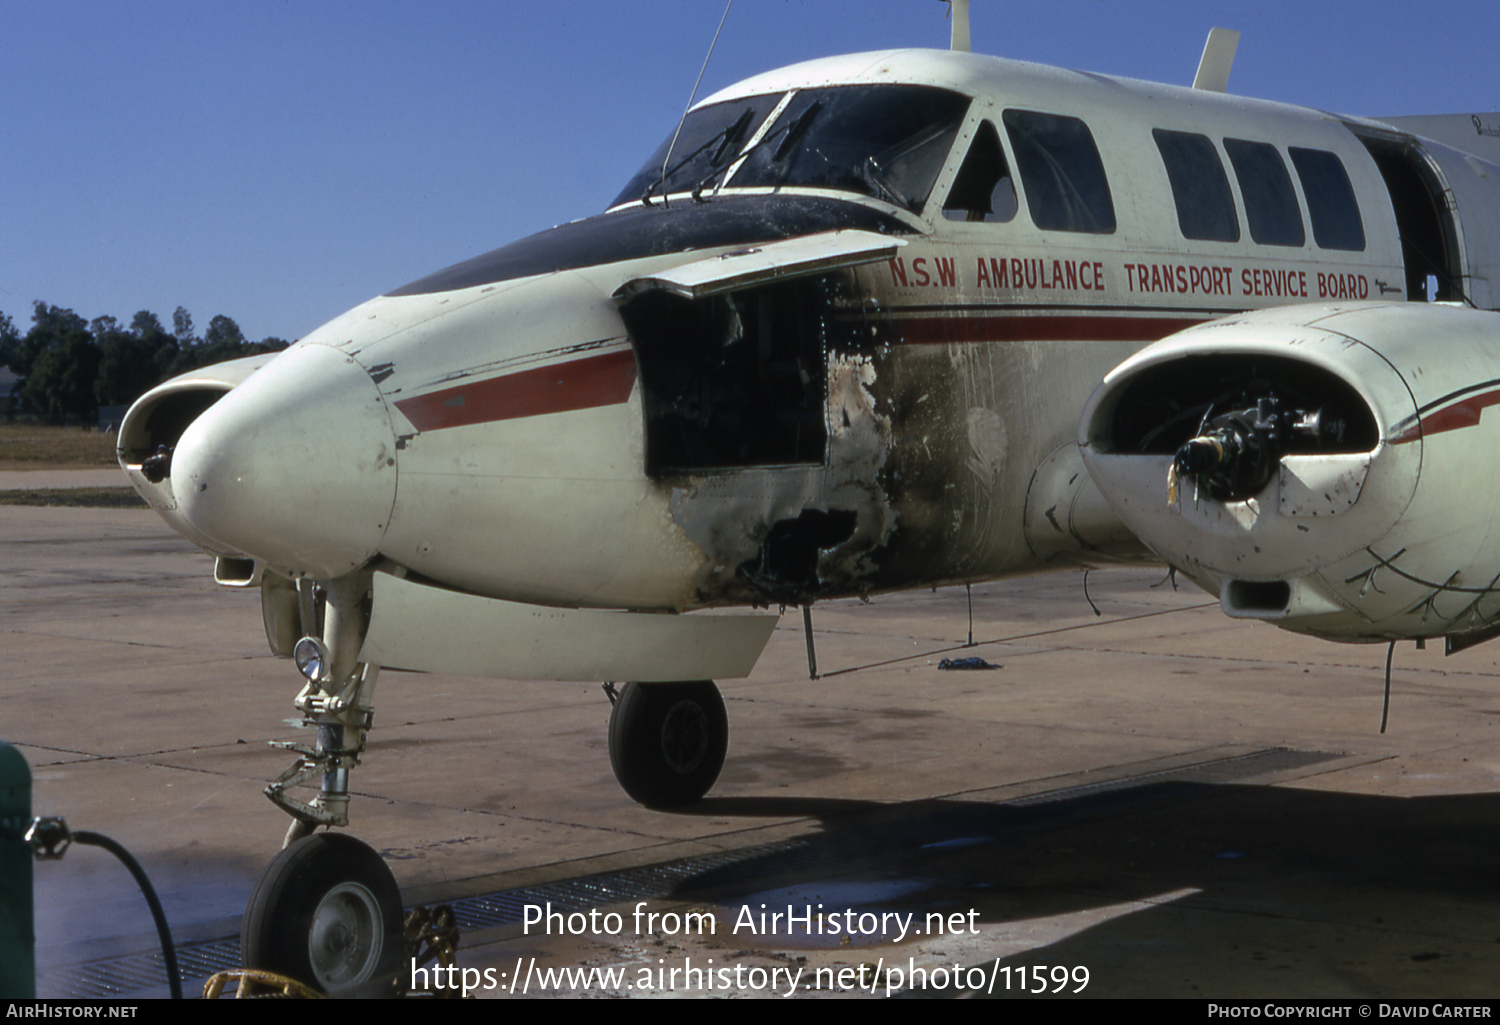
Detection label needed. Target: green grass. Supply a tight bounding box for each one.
[0,487,146,508]
[0,423,118,470]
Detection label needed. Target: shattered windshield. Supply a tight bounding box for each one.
[612,94,782,208]
[613,84,970,214]
[732,85,969,213]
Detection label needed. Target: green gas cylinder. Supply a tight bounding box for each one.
[0,741,35,998]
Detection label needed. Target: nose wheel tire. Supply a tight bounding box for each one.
[608,680,727,808]
[241,832,403,994]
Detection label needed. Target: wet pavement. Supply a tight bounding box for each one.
[7,505,1500,999]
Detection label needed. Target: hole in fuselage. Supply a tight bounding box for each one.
[621,277,836,476]
[737,508,858,603]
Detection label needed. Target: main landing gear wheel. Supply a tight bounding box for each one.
[241,832,403,994]
[608,680,727,808]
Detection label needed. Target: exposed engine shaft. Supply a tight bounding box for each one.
[1171,395,1346,502]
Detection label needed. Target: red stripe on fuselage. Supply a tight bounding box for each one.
[391,313,1201,433]
[1391,388,1500,444]
[394,349,638,432]
[890,313,1207,344]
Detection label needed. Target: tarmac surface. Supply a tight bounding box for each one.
[7,493,1500,1000]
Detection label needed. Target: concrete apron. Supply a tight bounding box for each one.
[6,506,1500,998]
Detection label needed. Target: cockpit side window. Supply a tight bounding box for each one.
[942,121,1017,223]
[1153,129,1240,242]
[1223,139,1305,247]
[1001,110,1115,234]
[1289,147,1366,251]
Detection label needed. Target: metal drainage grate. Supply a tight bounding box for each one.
[43,939,239,1000]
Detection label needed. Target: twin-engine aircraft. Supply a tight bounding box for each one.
[118,12,1500,992]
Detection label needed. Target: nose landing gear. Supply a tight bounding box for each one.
[243,573,404,994]
[242,573,733,991]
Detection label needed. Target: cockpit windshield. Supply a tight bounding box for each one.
[612,94,783,208]
[611,84,971,214]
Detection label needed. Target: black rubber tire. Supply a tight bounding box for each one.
[608,680,727,808]
[241,832,403,994]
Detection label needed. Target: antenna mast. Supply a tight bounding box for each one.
[658,2,734,205]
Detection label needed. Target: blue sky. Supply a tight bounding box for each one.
[2,0,1495,343]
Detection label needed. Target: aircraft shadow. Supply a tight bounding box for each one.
[677,795,886,818]
[665,780,1500,998]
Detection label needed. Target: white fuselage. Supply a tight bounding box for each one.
[120,48,1500,643]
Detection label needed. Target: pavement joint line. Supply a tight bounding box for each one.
[773,605,1215,642]
[816,632,1500,682]
[361,799,670,839]
[924,745,1251,804]
[18,747,283,774]
[818,601,1223,677]
[0,636,262,656]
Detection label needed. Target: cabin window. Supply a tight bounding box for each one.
[1002,110,1115,234]
[729,85,970,213]
[1223,139,1305,246]
[942,121,1017,223]
[1153,129,1239,242]
[1289,147,1366,251]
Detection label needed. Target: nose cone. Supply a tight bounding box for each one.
[172,343,398,579]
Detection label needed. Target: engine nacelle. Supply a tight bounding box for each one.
[117,352,280,571]
[1081,302,1500,644]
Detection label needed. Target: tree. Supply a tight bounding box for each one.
[130,310,180,381]
[202,314,248,363]
[0,311,18,364]
[4,301,286,420]
[0,312,19,417]
[172,306,196,346]
[0,312,18,377]
[95,314,167,407]
[20,302,99,422]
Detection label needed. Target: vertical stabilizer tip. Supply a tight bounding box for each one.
[948,0,971,53]
[1193,27,1240,92]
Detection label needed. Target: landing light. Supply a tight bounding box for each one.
[293,636,332,684]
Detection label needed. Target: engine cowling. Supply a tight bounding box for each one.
[1081,302,1500,644]
[117,352,279,567]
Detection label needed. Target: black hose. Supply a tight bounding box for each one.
[72,831,182,1000]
